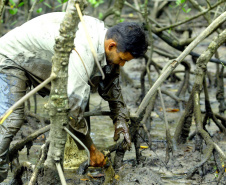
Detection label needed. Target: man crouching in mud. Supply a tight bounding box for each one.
[0,12,148,182]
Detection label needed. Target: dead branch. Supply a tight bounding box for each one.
[9,125,50,162]
[155,0,225,33]
[189,0,211,24]
[29,142,49,185]
[27,0,39,21]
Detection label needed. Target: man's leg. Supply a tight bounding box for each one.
[0,69,28,182]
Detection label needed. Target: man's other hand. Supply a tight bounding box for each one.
[114,121,131,150]
[89,144,106,167]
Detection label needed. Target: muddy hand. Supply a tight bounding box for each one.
[114,121,131,150]
[89,144,106,167]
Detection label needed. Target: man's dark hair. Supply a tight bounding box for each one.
[106,22,148,58]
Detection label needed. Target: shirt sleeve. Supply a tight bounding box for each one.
[98,65,130,124]
[67,16,106,122]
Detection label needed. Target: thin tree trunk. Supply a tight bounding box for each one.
[43,0,86,182]
[0,0,6,17]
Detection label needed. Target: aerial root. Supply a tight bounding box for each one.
[29,142,49,185]
[186,144,213,179]
[186,123,226,179]
[186,91,226,180]
[10,161,35,184]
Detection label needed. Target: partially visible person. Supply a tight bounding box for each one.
[0,12,148,182]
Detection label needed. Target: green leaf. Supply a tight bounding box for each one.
[55,4,63,9]
[181,0,186,3]
[18,2,24,7]
[176,0,180,6]
[98,12,103,19]
[88,0,103,7]
[9,8,18,15]
[36,8,42,13]
[57,0,62,4]
[44,2,52,8]
[39,0,44,3]
[62,0,69,3]
[9,0,16,6]
[186,8,191,13]
[182,7,186,13]
[119,18,125,23]
[94,4,99,8]
[168,28,172,34]
[1,19,3,23]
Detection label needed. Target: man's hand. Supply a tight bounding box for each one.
[114,120,131,150]
[89,144,106,167]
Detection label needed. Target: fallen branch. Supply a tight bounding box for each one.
[9,125,50,161]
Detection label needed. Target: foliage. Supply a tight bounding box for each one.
[171,0,191,13]
[119,18,124,23]
[98,12,103,19]
[36,8,42,13]
[8,0,18,15]
[88,0,104,8]
[7,0,69,16]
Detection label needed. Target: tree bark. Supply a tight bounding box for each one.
[43,0,86,182]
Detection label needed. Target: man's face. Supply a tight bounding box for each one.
[106,50,134,66]
[105,39,134,66]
